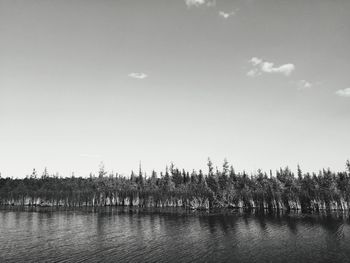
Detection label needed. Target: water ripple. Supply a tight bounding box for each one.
[1,208,350,262]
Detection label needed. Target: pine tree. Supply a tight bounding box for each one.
[207,158,214,176]
[297,165,303,180]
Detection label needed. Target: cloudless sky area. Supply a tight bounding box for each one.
[1,0,350,178]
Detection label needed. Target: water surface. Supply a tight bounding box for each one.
[1,207,350,262]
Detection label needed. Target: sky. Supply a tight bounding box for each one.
[1,0,350,178]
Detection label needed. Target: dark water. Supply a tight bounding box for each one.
[1,207,350,263]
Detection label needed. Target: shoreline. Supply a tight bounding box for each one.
[1,203,349,214]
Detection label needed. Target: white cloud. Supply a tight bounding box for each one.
[247,57,295,77]
[297,80,312,90]
[335,88,350,97]
[128,72,148,79]
[260,62,295,76]
[185,0,215,7]
[219,11,236,19]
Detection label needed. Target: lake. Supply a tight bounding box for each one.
[1,207,350,262]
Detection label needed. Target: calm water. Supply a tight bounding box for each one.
[1,207,350,263]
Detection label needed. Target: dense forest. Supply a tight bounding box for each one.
[1,159,350,212]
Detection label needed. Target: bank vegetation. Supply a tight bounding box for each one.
[1,159,350,212]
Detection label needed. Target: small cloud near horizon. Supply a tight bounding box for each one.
[335,88,350,97]
[247,57,295,77]
[128,72,148,79]
[79,154,101,158]
[219,10,236,19]
[185,0,215,7]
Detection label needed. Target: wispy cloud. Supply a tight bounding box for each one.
[297,80,312,90]
[246,69,261,77]
[185,0,215,7]
[247,57,295,77]
[335,88,350,97]
[219,10,236,19]
[128,72,148,79]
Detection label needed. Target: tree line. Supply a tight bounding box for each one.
[1,159,350,212]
